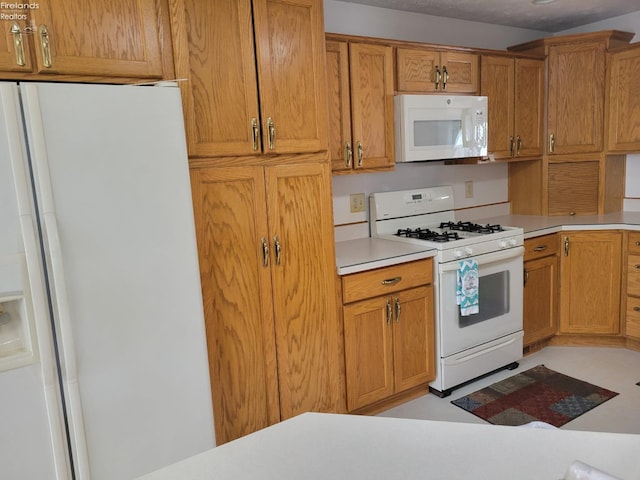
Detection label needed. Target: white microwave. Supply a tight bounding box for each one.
[395,94,488,162]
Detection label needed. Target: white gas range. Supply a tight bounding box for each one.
[370,186,525,397]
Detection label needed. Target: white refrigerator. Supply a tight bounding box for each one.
[0,82,215,479]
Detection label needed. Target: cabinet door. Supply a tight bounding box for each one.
[392,286,435,392]
[0,21,34,73]
[547,42,605,155]
[349,43,394,170]
[253,0,328,154]
[326,40,353,172]
[547,161,599,216]
[514,58,544,157]
[481,56,514,159]
[523,256,558,345]
[607,46,640,152]
[440,51,478,94]
[172,0,261,157]
[559,232,622,334]
[30,0,163,77]
[396,48,439,92]
[190,165,280,445]
[265,161,343,419]
[343,296,394,411]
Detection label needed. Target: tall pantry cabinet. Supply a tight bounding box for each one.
[169,0,344,445]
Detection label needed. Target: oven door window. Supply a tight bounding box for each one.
[458,270,509,327]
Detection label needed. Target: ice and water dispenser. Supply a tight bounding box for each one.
[0,255,37,371]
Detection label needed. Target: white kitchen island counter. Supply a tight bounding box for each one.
[137,412,640,480]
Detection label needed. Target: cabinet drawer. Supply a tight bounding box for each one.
[626,296,640,339]
[628,232,640,254]
[342,258,433,304]
[627,254,640,295]
[524,234,559,261]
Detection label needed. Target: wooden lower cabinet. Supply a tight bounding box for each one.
[341,259,435,411]
[559,231,622,335]
[523,235,559,345]
[190,157,344,444]
[625,232,640,339]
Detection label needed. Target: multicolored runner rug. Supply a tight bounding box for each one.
[451,365,618,427]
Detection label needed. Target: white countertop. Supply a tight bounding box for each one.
[476,212,640,238]
[335,237,436,275]
[335,212,640,274]
[137,412,640,480]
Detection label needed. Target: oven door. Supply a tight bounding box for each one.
[437,246,524,357]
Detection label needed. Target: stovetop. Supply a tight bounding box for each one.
[369,187,524,263]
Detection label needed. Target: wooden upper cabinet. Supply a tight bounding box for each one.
[171,0,328,157]
[514,58,545,157]
[326,39,394,173]
[3,0,164,78]
[326,40,353,172]
[481,56,543,159]
[607,44,640,153]
[547,41,606,155]
[397,48,478,94]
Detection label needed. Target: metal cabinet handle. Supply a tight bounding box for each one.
[509,136,514,157]
[533,245,548,252]
[386,299,392,325]
[345,142,353,168]
[634,264,640,270]
[549,133,555,153]
[273,235,281,265]
[636,241,640,247]
[10,23,26,66]
[39,24,52,68]
[516,135,522,155]
[442,65,448,90]
[564,236,569,256]
[523,268,529,286]
[261,237,269,267]
[435,65,441,90]
[394,297,401,323]
[634,306,640,312]
[356,141,364,167]
[381,276,402,285]
[267,117,275,150]
[251,118,260,151]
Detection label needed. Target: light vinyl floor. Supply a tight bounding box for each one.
[378,346,640,434]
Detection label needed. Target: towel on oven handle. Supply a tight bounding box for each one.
[456,259,479,316]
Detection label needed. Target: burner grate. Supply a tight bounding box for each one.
[396,228,461,243]
[439,221,504,234]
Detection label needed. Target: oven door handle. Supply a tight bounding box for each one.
[438,246,524,273]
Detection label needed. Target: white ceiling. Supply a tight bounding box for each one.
[338,0,640,33]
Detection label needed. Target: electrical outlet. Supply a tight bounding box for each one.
[350,193,366,213]
[465,181,474,198]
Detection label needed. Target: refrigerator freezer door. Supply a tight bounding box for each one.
[20,83,214,479]
[0,83,71,479]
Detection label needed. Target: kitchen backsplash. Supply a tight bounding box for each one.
[333,154,640,242]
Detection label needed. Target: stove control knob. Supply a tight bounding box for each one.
[499,239,508,249]
[454,250,463,259]
[508,238,518,247]
[464,247,473,256]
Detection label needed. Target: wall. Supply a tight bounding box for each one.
[327,1,640,240]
